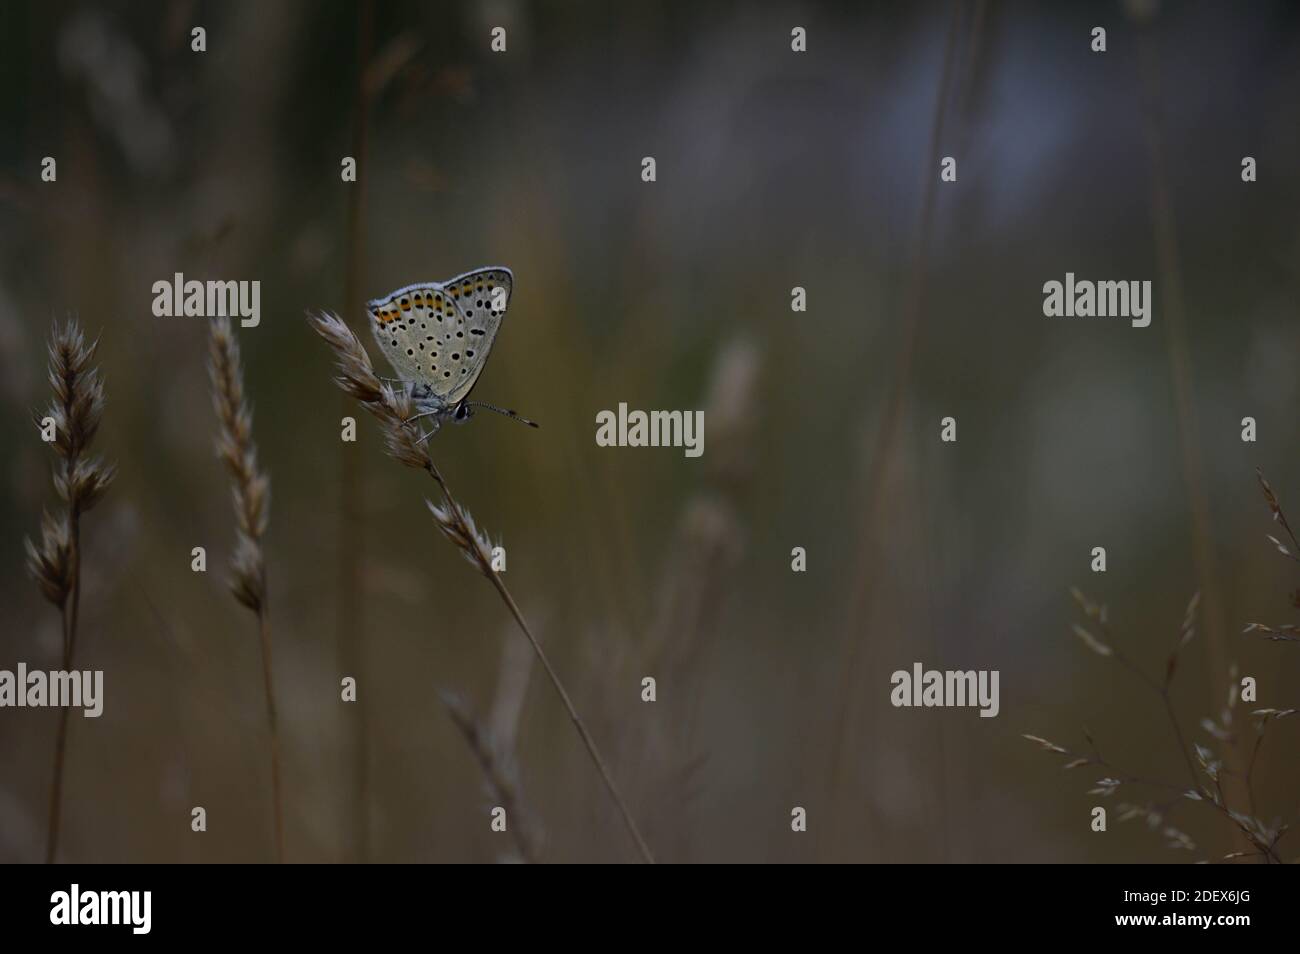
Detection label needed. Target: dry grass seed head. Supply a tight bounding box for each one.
[307,311,434,470]
[427,497,497,576]
[440,690,541,863]
[25,510,74,607]
[46,321,105,458]
[208,315,269,612]
[25,319,115,606]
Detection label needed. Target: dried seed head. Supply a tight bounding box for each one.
[1088,777,1121,797]
[441,689,542,863]
[208,316,270,614]
[1252,707,1299,725]
[1071,623,1113,657]
[1022,734,1069,755]
[25,510,74,607]
[27,318,114,608]
[427,497,497,576]
[307,311,385,404]
[46,321,107,462]
[307,311,434,471]
[1257,468,1283,519]
[55,455,117,511]
[1257,468,1300,555]
[1243,621,1300,642]
[701,337,761,485]
[230,534,266,613]
[379,383,435,470]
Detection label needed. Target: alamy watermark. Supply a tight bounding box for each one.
[50,884,150,934]
[595,403,704,458]
[152,272,261,327]
[1042,272,1152,328]
[890,662,1000,718]
[0,664,103,717]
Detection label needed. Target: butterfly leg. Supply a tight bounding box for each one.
[402,409,442,426]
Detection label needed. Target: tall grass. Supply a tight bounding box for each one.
[208,315,284,863]
[822,0,965,859]
[441,688,542,863]
[308,311,655,863]
[1132,7,1249,845]
[1027,469,1300,868]
[620,338,758,860]
[25,319,115,863]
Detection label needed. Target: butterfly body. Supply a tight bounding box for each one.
[366,266,536,433]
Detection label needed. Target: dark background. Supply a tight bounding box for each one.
[1,0,1298,862]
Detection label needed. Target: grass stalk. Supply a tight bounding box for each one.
[25,319,114,863]
[823,0,963,852]
[1133,20,1249,854]
[337,0,376,864]
[308,311,655,863]
[441,689,542,864]
[209,315,284,863]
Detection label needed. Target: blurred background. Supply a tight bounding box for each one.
[1,0,1298,863]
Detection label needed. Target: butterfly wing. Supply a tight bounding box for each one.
[367,282,458,392]
[433,266,513,404]
[366,267,513,403]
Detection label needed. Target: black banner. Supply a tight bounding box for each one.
[0,864,1279,940]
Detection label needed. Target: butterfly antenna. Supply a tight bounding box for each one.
[467,401,539,428]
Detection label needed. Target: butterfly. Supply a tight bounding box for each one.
[366,266,538,437]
